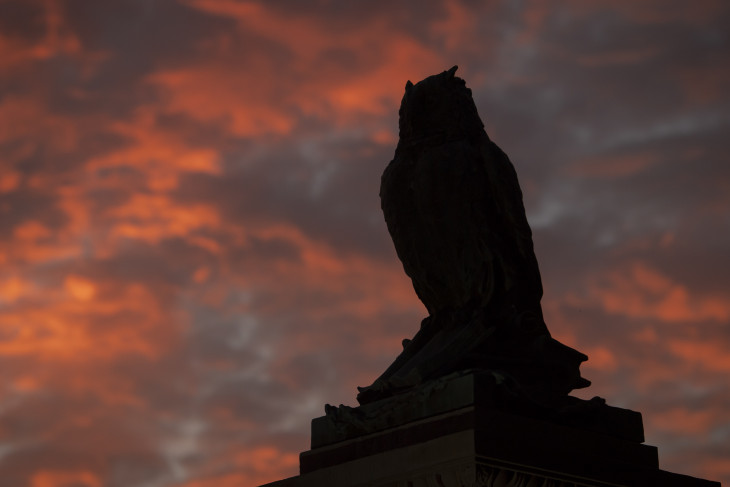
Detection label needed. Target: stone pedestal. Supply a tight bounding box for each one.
[259,372,720,487]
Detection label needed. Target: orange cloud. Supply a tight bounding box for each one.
[175,473,252,487]
[0,0,85,71]
[0,96,78,153]
[12,375,41,393]
[154,0,444,134]
[0,280,171,361]
[234,222,421,320]
[569,152,660,178]
[148,66,296,138]
[590,262,730,323]
[6,220,81,264]
[173,446,298,487]
[702,459,730,487]
[64,275,96,301]
[0,170,21,193]
[234,445,299,474]
[313,44,442,123]
[193,266,211,284]
[649,407,721,436]
[668,339,730,373]
[430,0,482,50]
[0,276,33,303]
[579,345,618,372]
[107,194,221,246]
[85,107,222,191]
[515,0,550,46]
[186,0,330,59]
[30,470,102,487]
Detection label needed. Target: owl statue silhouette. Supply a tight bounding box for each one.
[357,67,590,405]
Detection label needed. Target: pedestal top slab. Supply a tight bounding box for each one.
[313,370,644,449]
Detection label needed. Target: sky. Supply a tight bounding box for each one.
[0,0,729,486]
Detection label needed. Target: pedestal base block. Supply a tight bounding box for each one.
[259,373,720,487]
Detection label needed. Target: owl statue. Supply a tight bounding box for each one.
[357,67,590,405]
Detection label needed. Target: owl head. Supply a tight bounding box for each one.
[398,66,484,144]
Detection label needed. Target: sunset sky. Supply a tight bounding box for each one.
[1,1,729,486]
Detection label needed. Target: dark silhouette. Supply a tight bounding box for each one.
[357,66,589,406]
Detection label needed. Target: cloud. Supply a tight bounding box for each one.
[170,445,298,487]
[30,471,103,487]
[1,1,728,486]
[587,261,730,323]
[154,0,446,132]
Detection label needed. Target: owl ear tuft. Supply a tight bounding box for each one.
[447,65,458,78]
[405,80,414,91]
